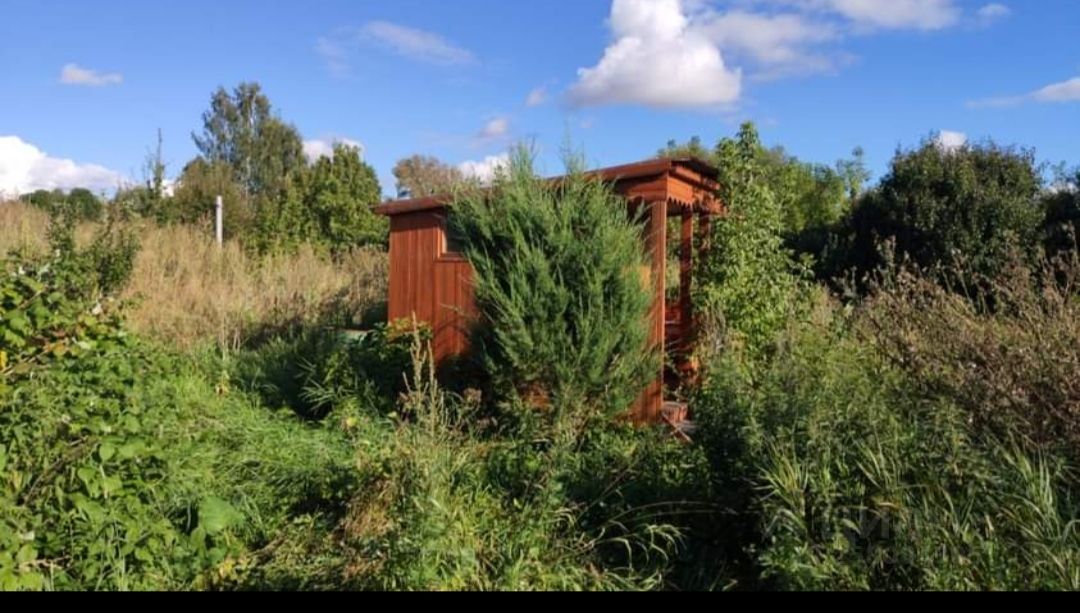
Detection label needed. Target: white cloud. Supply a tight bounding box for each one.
[568,0,1005,106]
[363,21,475,65]
[59,63,123,87]
[476,117,510,142]
[969,76,1080,108]
[457,154,509,184]
[934,130,967,151]
[976,3,1011,25]
[1032,77,1080,103]
[801,0,961,31]
[0,135,125,197]
[569,0,742,108]
[526,87,548,107]
[303,138,365,162]
[317,22,475,76]
[699,10,842,79]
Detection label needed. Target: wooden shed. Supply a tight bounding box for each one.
[374,158,723,424]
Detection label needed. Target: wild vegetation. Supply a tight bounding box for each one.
[2,78,1079,590]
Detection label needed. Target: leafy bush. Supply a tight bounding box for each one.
[836,138,1044,292]
[861,251,1080,464]
[21,188,103,222]
[692,272,1080,590]
[44,205,140,300]
[1041,166,1079,258]
[695,123,809,358]
[448,147,657,433]
[296,319,430,420]
[2,210,138,391]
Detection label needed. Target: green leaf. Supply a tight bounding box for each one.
[76,466,96,488]
[15,544,37,566]
[117,440,144,459]
[98,441,116,462]
[7,314,29,334]
[198,497,242,535]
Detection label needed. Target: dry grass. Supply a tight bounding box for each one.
[860,253,1080,461]
[0,201,61,254]
[1,201,388,351]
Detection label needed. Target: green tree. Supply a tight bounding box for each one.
[392,154,465,198]
[1042,165,1079,258]
[657,135,711,161]
[171,158,249,238]
[192,82,305,199]
[66,188,102,222]
[660,133,864,273]
[304,144,385,251]
[21,188,102,221]
[696,123,808,356]
[840,137,1044,289]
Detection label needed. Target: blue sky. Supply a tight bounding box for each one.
[1,0,1077,198]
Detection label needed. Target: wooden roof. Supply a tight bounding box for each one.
[375,157,722,217]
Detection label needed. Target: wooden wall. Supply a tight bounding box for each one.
[387,210,476,365]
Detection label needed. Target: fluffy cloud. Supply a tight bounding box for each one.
[476,117,510,142]
[934,130,968,151]
[0,135,125,197]
[317,21,475,76]
[569,0,742,108]
[969,76,1080,108]
[569,0,984,108]
[526,87,548,107]
[59,63,123,87]
[457,154,509,184]
[303,138,365,162]
[699,10,842,79]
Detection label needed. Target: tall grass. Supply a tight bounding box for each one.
[690,258,1080,590]
[0,201,388,351]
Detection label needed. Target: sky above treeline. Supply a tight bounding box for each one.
[1,0,1077,198]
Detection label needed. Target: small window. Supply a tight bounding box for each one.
[442,221,466,257]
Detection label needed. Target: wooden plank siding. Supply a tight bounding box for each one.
[387,211,477,365]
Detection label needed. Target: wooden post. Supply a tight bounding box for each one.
[634,197,667,423]
[215,195,223,247]
[679,208,693,345]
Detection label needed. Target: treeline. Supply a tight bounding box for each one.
[19,83,386,255]
[661,127,1079,294]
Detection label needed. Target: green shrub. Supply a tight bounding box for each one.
[836,138,1044,292]
[692,279,1080,590]
[21,188,103,222]
[695,123,810,358]
[1041,167,1079,258]
[860,252,1080,465]
[297,319,431,420]
[448,147,657,434]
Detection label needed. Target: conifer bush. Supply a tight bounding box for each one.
[448,147,657,433]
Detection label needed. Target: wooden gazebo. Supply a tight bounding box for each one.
[374,158,723,423]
